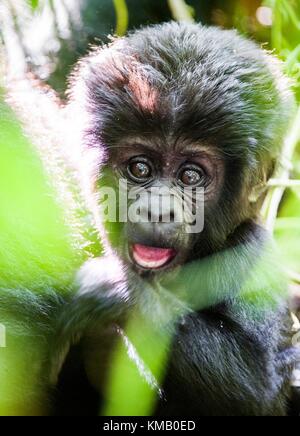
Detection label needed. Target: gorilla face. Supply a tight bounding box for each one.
[71,22,293,275]
[99,138,225,275]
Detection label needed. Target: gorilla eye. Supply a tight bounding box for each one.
[179,166,206,187]
[127,159,152,182]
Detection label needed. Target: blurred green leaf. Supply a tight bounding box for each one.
[275,218,300,272]
[0,89,84,415]
[280,190,300,217]
[0,90,82,291]
[103,312,171,416]
[167,0,195,23]
[28,0,39,10]
[113,0,129,36]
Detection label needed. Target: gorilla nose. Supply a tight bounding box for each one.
[128,192,183,247]
[128,220,182,249]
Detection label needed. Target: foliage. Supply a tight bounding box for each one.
[261,0,300,283]
[113,0,129,36]
[28,0,39,10]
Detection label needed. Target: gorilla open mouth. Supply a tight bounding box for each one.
[132,244,177,270]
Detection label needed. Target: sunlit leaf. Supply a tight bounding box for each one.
[167,0,195,23]
[113,0,129,36]
[28,0,39,10]
[103,312,171,416]
[0,97,80,291]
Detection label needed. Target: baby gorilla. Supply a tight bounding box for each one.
[52,22,300,416]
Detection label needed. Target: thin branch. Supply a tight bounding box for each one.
[268,179,300,188]
[113,0,129,36]
[263,106,300,232]
[167,0,195,23]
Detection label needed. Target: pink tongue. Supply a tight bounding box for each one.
[132,244,177,269]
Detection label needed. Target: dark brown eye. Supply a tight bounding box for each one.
[128,160,152,182]
[179,167,205,187]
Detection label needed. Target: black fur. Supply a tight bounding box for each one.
[52,22,300,416]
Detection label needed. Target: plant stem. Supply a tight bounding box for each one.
[268,179,300,188]
[113,0,129,36]
[263,106,300,231]
[167,0,195,23]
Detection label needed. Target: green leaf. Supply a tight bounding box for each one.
[113,0,129,36]
[167,0,195,23]
[275,216,300,271]
[29,0,39,10]
[0,94,81,291]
